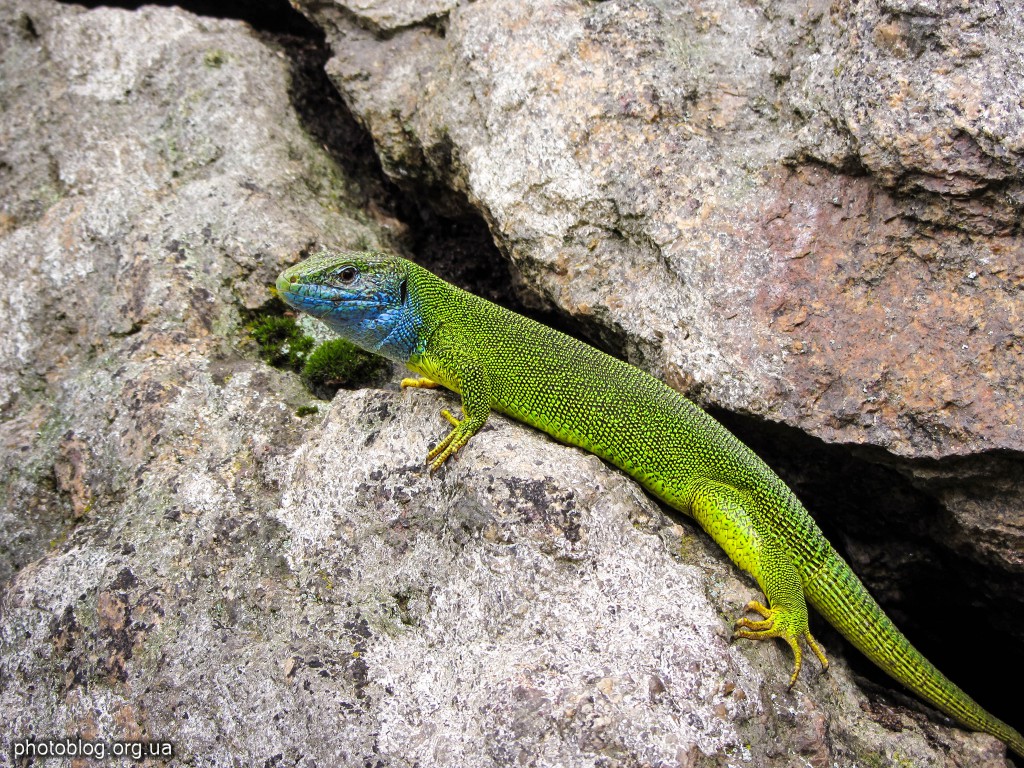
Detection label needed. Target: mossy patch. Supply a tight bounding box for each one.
[249,314,315,372]
[302,338,389,399]
[247,305,388,400]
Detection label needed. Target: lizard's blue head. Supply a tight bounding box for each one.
[276,249,421,362]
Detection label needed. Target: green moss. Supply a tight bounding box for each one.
[204,49,228,68]
[302,338,389,397]
[295,405,319,418]
[247,295,388,398]
[249,315,315,372]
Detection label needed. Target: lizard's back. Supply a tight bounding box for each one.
[425,280,803,524]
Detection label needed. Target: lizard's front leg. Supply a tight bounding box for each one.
[409,346,494,472]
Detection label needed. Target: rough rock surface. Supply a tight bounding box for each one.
[298,0,1024,672]
[308,0,1024,461]
[0,1,1019,767]
[0,0,379,587]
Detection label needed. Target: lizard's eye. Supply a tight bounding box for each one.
[337,266,358,284]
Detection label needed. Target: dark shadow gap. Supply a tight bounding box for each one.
[54,0,319,35]
[273,14,566,328]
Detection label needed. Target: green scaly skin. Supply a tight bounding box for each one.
[277,249,1024,758]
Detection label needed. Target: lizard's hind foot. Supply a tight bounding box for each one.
[732,600,829,688]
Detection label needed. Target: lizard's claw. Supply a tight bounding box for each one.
[426,410,476,471]
[401,378,476,470]
[732,601,829,689]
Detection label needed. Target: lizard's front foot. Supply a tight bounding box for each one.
[426,409,480,472]
[732,600,829,688]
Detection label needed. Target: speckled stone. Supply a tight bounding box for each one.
[303,0,1024,461]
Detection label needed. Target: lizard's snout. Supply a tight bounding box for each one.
[275,267,301,299]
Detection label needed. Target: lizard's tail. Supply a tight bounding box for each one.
[805,549,1024,758]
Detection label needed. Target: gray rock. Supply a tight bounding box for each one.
[0,1,1016,766]
[304,0,1024,461]
[784,0,1024,230]
[0,0,380,581]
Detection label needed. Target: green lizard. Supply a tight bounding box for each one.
[277,248,1024,758]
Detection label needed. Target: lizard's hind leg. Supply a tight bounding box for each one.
[689,481,829,688]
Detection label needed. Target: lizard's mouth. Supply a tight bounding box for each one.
[275,268,380,320]
[276,270,336,318]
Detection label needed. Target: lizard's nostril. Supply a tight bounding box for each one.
[289,274,299,284]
